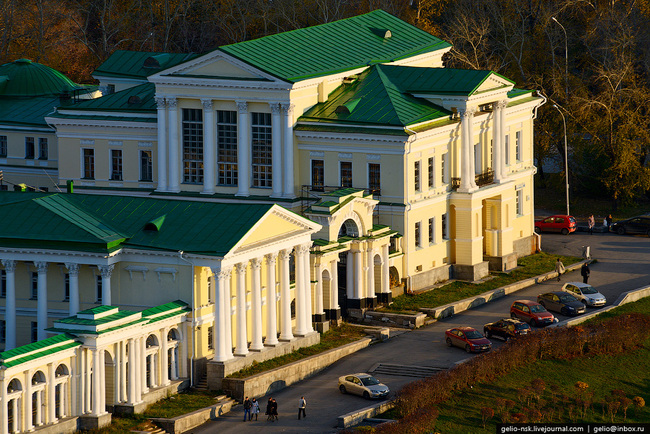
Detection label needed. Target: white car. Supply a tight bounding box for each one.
[562,282,607,307]
[338,373,389,399]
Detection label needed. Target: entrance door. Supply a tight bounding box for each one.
[338,252,348,317]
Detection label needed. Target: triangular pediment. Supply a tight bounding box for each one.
[472,73,514,95]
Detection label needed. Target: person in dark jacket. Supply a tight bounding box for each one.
[266,398,273,421]
[271,398,278,421]
[581,262,591,284]
[243,396,252,421]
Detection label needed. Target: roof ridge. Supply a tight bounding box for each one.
[374,64,409,126]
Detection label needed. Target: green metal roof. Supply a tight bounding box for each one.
[0,59,81,97]
[0,96,59,127]
[0,333,80,369]
[0,191,276,256]
[218,10,451,83]
[93,50,198,80]
[55,82,156,114]
[142,300,189,318]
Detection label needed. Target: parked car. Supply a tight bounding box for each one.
[445,327,492,353]
[562,282,607,307]
[612,215,650,236]
[534,215,577,235]
[510,300,556,327]
[537,291,586,316]
[338,373,389,399]
[483,318,531,341]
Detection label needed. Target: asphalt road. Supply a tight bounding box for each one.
[192,232,650,434]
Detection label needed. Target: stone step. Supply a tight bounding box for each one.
[369,363,446,378]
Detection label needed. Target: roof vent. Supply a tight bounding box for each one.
[128,95,142,105]
[335,98,361,114]
[143,53,172,69]
[144,215,166,232]
[342,75,358,84]
[370,28,392,39]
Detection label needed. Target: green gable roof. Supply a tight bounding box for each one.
[218,10,451,82]
[0,333,80,369]
[0,96,59,128]
[52,82,156,118]
[94,50,198,80]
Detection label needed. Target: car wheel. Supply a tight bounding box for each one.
[561,307,568,316]
[363,391,370,399]
[529,318,537,327]
[617,226,625,235]
[583,300,588,307]
[561,228,569,235]
[339,385,347,394]
[465,344,472,353]
[446,337,452,347]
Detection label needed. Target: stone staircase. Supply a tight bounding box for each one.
[193,373,208,391]
[369,363,446,378]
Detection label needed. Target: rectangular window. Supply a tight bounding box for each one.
[1,270,6,298]
[217,110,238,186]
[0,135,7,157]
[182,108,204,184]
[96,275,102,303]
[505,135,510,165]
[31,272,38,299]
[0,320,5,344]
[31,322,38,343]
[83,148,95,179]
[207,276,213,304]
[428,157,434,188]
[442,213,449,240]
[429,217,434,244]
[64,274,70,301]
[110,149,123,181]
[340,161,352,188]
[441,153,447,184]
[515,131,522,161]
[38,138,48,160]
[252,112,272,187]
[25,137,35,159]
[489,139,493,169]
[208,326,214,350]
[311,160,324,191]
[140,150,153,182]
[414,161,421,192]
[415,221,421,248]
[368,163,381,193]
[516,189,524,216]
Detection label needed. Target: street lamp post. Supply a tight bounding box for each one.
[553,104,570,216]
[551,16,569,97]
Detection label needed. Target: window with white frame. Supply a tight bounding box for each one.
[25,137,35,159]
[515,131,522,161]
[368,163,380,193]
[415,221,421,248]
[441,153,447,184]
[414,160,421,192]
[110,149,123,181]
[38,138,48,160]
[96,275,102,303]
[442,213,449,240]
[82,148,95,179]
[208,326,214,350]
[428,157,434,188]
[252,112,272,187]
[140,150,153,182]
[340,161,352,188]
[311,159,324,191]
[207,276,213,304]
[182,108,204,184]
[505,135,510,165]
[0,135,6,157]
[516,188,524,216]
[429,217,435,244]
[217,110,238,186]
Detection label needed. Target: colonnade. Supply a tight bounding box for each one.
[155,97,295,198]
[343,242,390,307]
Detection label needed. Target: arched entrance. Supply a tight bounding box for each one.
[31,371,47,427]
[7,378,22,433]
[55,364,70,419]
[167,329,181,381]
[321,269,331,318]
[337,252,348,317]
[146,334,159,389]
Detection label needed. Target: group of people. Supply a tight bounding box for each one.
[242,395,307,422]
[555,258,591,284]
[587,214,613,234]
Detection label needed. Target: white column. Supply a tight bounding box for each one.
[167,97,180,192]
[99,265,114,306]
[278,250,293,340]
[115,343,122,404]
[346,251,354,300]
[264,253,279,345]
[330,259,339,311]
[235,101,249,197]
[496,99,508,181]
[78,348,85,415]
[84,349,91,414]
[224,272,233,356]
[155,96,168,191]
[127,338,136,404]
[381,244,390,294]
[294,247,306,335]
[202,99,215,194]
[121,341,128,402]
[234,262,249,356]
[134,337,142,402]
[314,263,323,318]
[35,261,48,341]
[65,263,80,316]
[468,108,477,188]
[354,250,363,300]
[249,258,264,351]
[140,338,148,394]
[170,346,177,380]
[11,398,18,433]
[1,260,16,350]
[212,268,230,361]
[270,102,283,197]
[24,372,32,432]
[281,103,295,198]
[161,329,169,386]
[367,248,375,300]
[47,363,56,424]
[100,350,106,411]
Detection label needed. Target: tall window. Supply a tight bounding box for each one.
[217,110,238,186]
[25,137,35,159]
[38,138,48,160]
[31,322,38,343]
[442,213,449,240]
[368,163,380,193]
[1,269,6,298]
[182,108,203,184]
[110,149,123,181]
[516,188,524,216]
[252,112,272,187]
[0,320,5,344]
[83,148,95,179]
[311,160,324,191]
[64,273,70,301]
[515,131,522,161]
[415,221,421,248]
[429,217,435,244]
[96,275,102,303]
[428,157,434,188]
[505,135,510,165]
[0,135,7,157]
[340,161,352,188]
[140,150,153,182]
[31,272,38,299]
[441,153,447,184]
[414,161,421,192]
[208,326,214,350]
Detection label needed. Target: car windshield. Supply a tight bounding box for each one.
[530,305,546,313]
[559,294,578,303]
[515,323,530,330]
[569,216,576,223]
[581,285,598,294]
[465,330,483,339]
[360,376,380,386]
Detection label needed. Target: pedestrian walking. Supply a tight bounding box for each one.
[243,396,252,421]
[266,398,273,421]
[271,398,278,421]
[606,214,613,232]
[251,398,260,421]
[581,262,590,284]
[298,396,307,419]
[588,214,595,235]
[555,258,565,282]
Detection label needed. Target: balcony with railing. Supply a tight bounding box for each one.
[450,168,494,191]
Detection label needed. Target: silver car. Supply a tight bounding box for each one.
[338,373,389,399]
[562,282,607,307]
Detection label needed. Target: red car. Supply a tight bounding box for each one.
[510,300,556,327]
[445,327,492,353]
[534,215,577,235]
